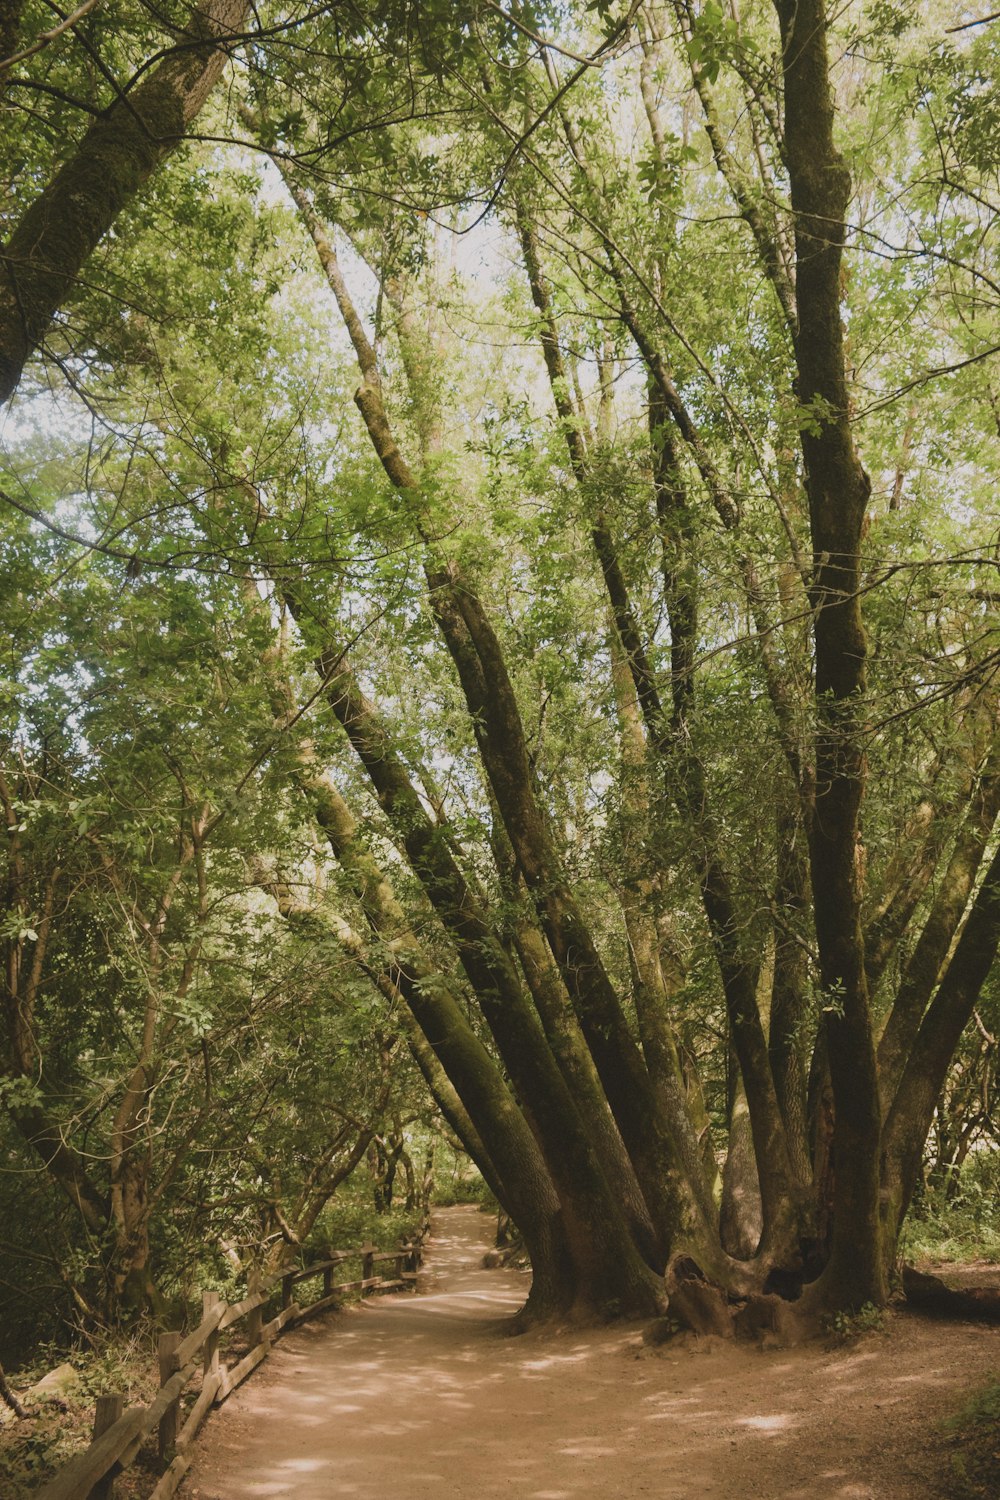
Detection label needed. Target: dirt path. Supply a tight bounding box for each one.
[185,1206,998,1499]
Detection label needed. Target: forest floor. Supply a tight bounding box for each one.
[184,1204,999,1500]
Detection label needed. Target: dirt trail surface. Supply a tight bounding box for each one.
[185,1206,997,1500]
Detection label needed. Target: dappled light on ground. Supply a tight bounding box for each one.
[185,1206,998,1500]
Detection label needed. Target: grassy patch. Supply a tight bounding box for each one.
[901,1211,1000,1266]
[943,1379,1000,1499]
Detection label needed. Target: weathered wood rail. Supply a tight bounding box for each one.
[36,1219,431,1500]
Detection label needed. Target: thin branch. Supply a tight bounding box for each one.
[0,0,102,75]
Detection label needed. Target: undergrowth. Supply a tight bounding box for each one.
[942,1379,1000,1499]
[900,1152,1000,1265]
[306,1195,423,1256]
[822,1301,886,1343]
[0,1339,158,1500]
[428,1164,495,1209]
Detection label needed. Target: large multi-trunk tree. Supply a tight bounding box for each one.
[1,0,998,1331]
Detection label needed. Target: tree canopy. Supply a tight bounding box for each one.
[1,0,998,1339]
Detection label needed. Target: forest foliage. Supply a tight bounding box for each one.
[1,0,998,1351]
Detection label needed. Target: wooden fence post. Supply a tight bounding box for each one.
[202,1290,221,1378]
[247,1269,263,1349]
[87,1393,124,1500]
[361,1242,375,1293]
[157,1332,181,1465]
[323,1264,333,1298]
[281,1272,294,1311]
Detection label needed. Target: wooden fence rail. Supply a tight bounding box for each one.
[36,1217,431,1500]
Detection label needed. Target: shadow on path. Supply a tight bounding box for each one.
[184,1204,998,1500]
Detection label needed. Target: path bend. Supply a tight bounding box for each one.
[185,1203,998,1500]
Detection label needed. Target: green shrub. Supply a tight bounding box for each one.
[822,1301,885,1341]
[306,1187,422,1255]
[900,1149,1000,1264]
[432,1173,496,1209]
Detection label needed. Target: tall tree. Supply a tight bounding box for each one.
[2,0,998,1335]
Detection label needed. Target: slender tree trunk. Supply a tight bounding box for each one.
[422,571,688,1266]
[648,390,797,1257]
[302,760,576,1319]
[775,0,885,1309]
[882,843,1000,1246]
[769,801,814,1187]
[0,1360,27,1419]
[720,1056,763,1259]
[607,627,721,1225]
[494,826,662,1265]
[878,742,1000,1103]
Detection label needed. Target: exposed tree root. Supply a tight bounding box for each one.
[482,1238,528,1271]
[660,1256,1000,1345]
[902,1266,1000,1324]
[662,1257,813,1345]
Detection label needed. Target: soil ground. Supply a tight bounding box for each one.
[184,1205,998,1500]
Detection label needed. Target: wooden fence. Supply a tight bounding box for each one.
[36,1218,431,1500]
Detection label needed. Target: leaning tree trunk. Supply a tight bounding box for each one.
[881,843,1000,1245]
[298,754,578,1322]
[0,1360,27,1419]
[236,558,579,1320]
[268,177,672,1319]
[0,0,247,402]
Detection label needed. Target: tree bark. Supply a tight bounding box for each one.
[882,842,1000,1235]
[271,174,675,1312]
[0,1359,27,1419]
[274,627,662,1316]
[775,0,884,1308]
[0,0,247,402]
[273,735,574,1317]
[769,800,813,1186]
[878,741,1000,1104]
